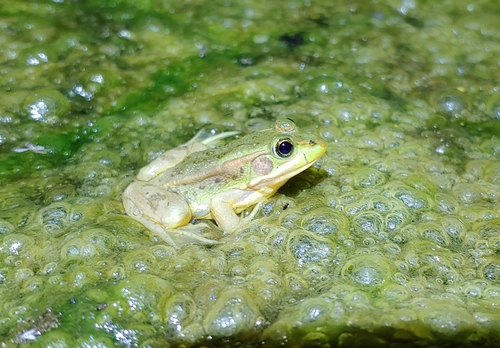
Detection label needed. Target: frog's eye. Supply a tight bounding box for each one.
[275,138,294,158]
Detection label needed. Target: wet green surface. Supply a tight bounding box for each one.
[2,0,500,346]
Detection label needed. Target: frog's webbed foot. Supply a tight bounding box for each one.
[170,221,223,247]
[137,218,222,249]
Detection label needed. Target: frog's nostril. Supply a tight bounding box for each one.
[309,140,316,145]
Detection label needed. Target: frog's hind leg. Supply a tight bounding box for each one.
[191,129,239,146]
[137,130,239,181]
[123,182,220,249]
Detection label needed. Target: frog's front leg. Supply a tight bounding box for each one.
[209,189,264,233]
[122,182,219,248]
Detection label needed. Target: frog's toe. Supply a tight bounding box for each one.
[169,229,222,247]
[171,221,223,246]
[136,218,181,248]
[240,201,265,226]
[137,219,220,249]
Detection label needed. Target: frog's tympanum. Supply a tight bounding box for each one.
[122,118,327,248]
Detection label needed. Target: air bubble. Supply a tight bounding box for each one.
[162,293,196,337]
[341,255,395,287]
[286,231,336,265]
[203,288,262,337]
[295,298,332,323]
[0,220,15,235]
[301,209,349,237]
[114,275,172,318]
[482,260,500,283]
[23,89,70,124]
[352,212,384,238]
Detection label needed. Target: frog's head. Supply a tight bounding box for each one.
[247,118,327,192]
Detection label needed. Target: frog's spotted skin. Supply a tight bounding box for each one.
[122,118,327,248]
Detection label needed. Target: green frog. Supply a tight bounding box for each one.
[122,118,327,248]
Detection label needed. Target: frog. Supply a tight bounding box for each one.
[122,118,327,248]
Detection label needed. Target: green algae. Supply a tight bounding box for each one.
[2,0,500,347]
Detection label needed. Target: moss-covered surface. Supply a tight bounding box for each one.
[2,0,500,346]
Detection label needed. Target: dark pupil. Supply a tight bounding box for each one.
[278,140,293,157]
